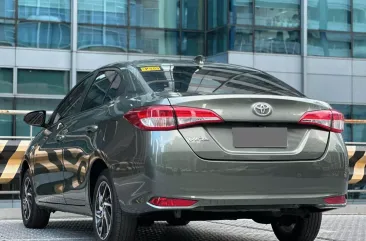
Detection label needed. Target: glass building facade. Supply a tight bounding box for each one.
[0,0,365,143]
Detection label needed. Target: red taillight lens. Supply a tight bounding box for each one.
[173,106,223,128]
[298,109,344,133]
[149,197,197,207]
[324,195,346,205]
[123,105,223,131]
[331,110,344,133]
[123,106,176,131]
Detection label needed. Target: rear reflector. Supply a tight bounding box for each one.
[123,105,223,131]
[149,197,197,207]
[298,109,344,133]
[324,195,346,205]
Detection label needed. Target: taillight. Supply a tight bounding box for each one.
[173,106,223,128]
[298,109,344,133]
[123,105,223,131]
[123,106,176,131]
[148,197,197,207]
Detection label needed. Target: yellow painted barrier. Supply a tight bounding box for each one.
[0,140,365,189]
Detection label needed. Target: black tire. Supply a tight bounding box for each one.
[167,219,190,226]
[138,218,154,227]
[21,169,50,229]
[92,169,137,241]
[271,212,322,241]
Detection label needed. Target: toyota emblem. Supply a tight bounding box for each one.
[252,102,272,117]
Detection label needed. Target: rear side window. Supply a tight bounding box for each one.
[103,69,145,103]
[134,64,304,97]
[50,73,94,124]
[82,70,118,111]
[103,73,122,104]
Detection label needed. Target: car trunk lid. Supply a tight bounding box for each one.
[168,94,332,161]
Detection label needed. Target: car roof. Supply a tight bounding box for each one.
[99,57,260,73]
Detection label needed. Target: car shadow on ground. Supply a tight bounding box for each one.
[41,219,341,241]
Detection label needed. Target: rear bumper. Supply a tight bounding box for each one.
[112,131,349,215]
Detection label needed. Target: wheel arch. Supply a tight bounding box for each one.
[88,158,108,209]
[20,159,31,186]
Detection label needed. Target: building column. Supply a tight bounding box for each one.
[70,0,78,88]
[301,0,308,95]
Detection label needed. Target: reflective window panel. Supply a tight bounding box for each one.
[0,20,15,47]
[18,0,71,22]
[18,69,70,95]
[208,0,228,29]
[181,32,204,56]
[17,21,70,49]
[0,68,13,93]
[354,34,366,58]
[77,71,91,83]
[308,0,351,32]
[15,98,61,137]
[229,26,253,52]
[78,0,127,26]
[130,0,179,29]
[207,27,228,55]
[255,0,300,28]
[255,29,300,55]
[353,0,366,32]
[78,25,127,52]
[308,31,351,57]
[0,0,15,18]
[230,0,253,25]
[129,29,179,55]
[0,98,12,137]
[182,0,204,30]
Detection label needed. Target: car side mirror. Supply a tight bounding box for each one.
[24,110,47,127]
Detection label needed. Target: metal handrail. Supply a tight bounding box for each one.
[345,142,366,145]
[348,190,366,193]
[345,119,366,124]
[0,136,33,140]
[0,110,53,115]
[0,191,19,195]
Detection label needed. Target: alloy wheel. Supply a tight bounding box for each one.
[95,181,113,240]
[22,177,33,221]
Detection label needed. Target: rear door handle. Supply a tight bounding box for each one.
[86,125,98,133]
[56,135,65,142]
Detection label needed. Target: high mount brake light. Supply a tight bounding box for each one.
[298,109,344,133]
[123,105,223,131]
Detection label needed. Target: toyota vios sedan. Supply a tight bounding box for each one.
[20,57,348,241]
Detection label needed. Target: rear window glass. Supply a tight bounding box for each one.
[132,64,304,97]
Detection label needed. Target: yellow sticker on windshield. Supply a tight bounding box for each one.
[140,66,161,72]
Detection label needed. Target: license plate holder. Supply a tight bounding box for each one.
[232,127,288,148]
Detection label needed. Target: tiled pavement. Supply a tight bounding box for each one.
[0,214,365,241]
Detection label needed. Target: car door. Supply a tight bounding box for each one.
[61,69,120,205]
[32,72,95,204]
[31,122,65,204]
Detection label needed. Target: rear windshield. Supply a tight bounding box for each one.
[133,64,304,97]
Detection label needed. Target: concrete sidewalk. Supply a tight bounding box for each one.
[1,205,366,220]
